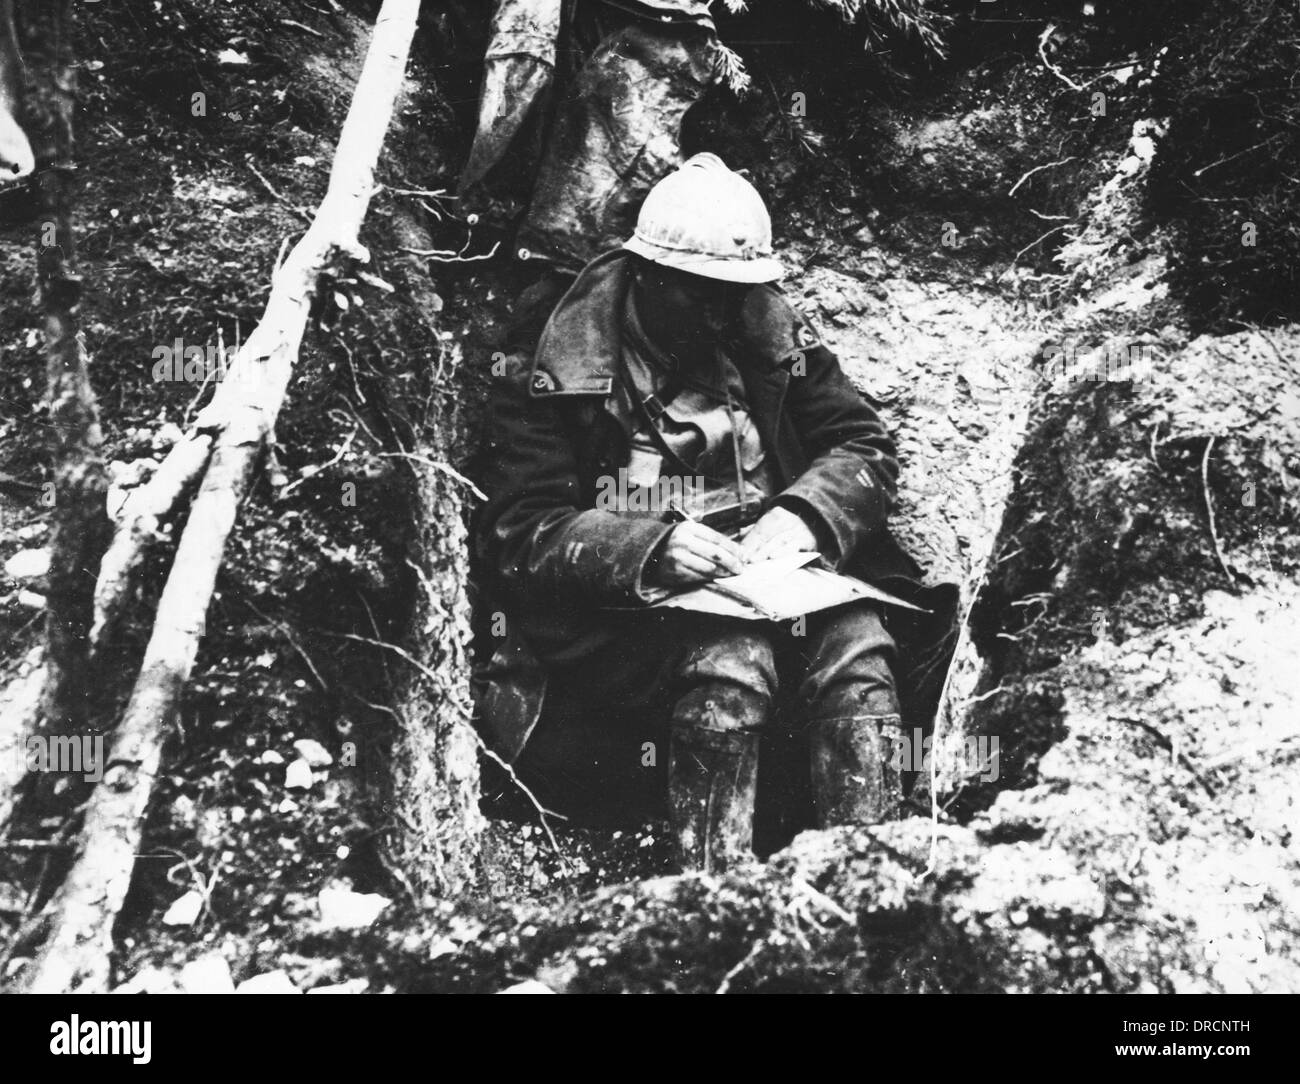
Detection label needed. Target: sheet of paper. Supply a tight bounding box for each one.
[648,552,927,620]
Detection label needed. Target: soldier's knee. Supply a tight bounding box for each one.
[671,682,769,736]
[679,625,778,704]
[811,602,896,664]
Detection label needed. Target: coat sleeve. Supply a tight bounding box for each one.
[772,342,900,571]
[475,359,677,609]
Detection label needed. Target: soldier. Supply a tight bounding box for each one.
[462,0,715,270]
[475,153,924,872]
[461,0,718,349]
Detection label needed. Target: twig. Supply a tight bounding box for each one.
[1037,24,1086,92]
[376,450,487,500]
[1009,224,1069,267]
[959,683,1011,708]
[1200,436,1236,590]
[384,185,453,221]
[1193,135,1284,178]
[248,161,313,224]
[1148,421,1163,468]
[281,18,324,37]
[334,401,383,452]
[330,335,367,403]
[791,877,853,924]
[333,631,571,864]
[386,184,453,198]
[182,328,231,429]
[240,597,330,692]
[1247,326,1289,367]
[716,940,766,995]
[416,198,445,221]
[1009,156,1077,197]
[344,687,403,723]
[399,240,501,264]
[278,425,358,497]
[163,851,222,931]
[1113,715,1216,796]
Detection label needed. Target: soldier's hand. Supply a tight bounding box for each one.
[651,521,745,586]
[737,506,818,565]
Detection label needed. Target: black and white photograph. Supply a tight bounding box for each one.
[0,0,1294,1041]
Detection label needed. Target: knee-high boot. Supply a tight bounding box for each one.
[809,714,903,828]
[668,683,765,873]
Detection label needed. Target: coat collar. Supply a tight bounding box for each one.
[530,249,792,399]
[530,250,629,396]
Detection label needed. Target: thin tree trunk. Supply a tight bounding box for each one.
[382,208,485,900]
[0,652,43,826]
[26,0,425,994]
[18,0,111,733]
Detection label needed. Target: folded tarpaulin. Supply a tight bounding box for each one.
[460,0,563,190]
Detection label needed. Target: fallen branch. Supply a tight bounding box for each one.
[89,431,216,648]
[0,430,213,830]
[25,0,422,994]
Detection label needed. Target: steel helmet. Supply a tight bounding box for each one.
[623,153,784,284]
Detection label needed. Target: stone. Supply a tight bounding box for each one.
[179,954,235,994]
[236,969,300,994]
[292,739,333,768]
[284,758,314,790]
[4,548,49,581]
[317,885,391,930]
[161,890,204,927]
[497,980,555,994]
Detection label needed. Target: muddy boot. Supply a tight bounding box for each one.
[667,684,765,873]
[809,715,904,828]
